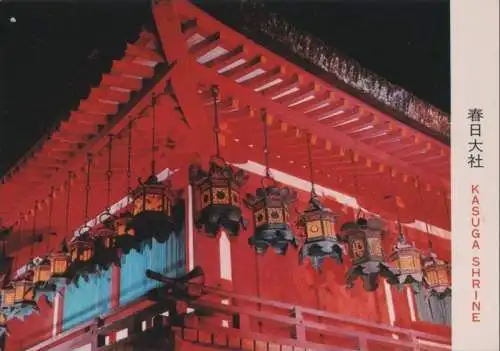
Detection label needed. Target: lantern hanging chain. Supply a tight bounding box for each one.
[306,133,316,197]
[105,134,114,212]
[127,120,133,198]
[64,172,72,235]
[84,154,93,223]
[30,202,38,260]
[442,190,450,225]
[416,177,432,249]
[261,110,271,179]
[211,85,222,159]
[350,150,363,219]
[47,187,55,251]
[388,168,403,237]
[151,94,158,176]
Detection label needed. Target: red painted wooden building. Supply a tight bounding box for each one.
[0,1,451,350]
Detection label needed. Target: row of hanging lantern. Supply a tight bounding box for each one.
[0,84,451,323]
[0,92,182,319]
[188,85,451,297]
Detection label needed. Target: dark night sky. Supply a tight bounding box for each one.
[0,0,450,177]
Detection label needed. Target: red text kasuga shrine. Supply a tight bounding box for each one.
[0,1,451,350]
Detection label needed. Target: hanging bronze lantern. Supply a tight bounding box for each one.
[190,159,248,237]
[44,242,72,291]
[92,214,121,269]
[297,195,344,270]
[69,231,95,263]
[93,134,119,251]
[94,217,116,249]
[244,109,297,254]
[0,312,6,332]
[130,176,177,241]
[32,260,51,285]
[132,175,174,218]
[388,231,423,292]
[12,279,35,304]
[115,213,135,237]
[422,250,451,299]
[340,217,398,291]
[190,86,248,237]
[114,122,141,253]
[129,95,178,242]
[244,181,298,255]
[296,133,344,270]
[49,251,71,277]
[1,285,15,308]
[114,210,140,254]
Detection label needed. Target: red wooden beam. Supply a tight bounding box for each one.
[206,45,247,72]
[223,56,266,81]
[292,91,334,114]
[79,100,119,116]
[69,111,108,126]
[262,75,301,99]
[101,74,143,91]
[189,32,221,57]
[280,83,318,106]
[175,0,449,159]
[191,63,449,189]
[126,42,165,64]
[307,98,345,120]
[242,66,283,91]
[111,60,156,79]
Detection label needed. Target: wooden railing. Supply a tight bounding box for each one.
[25,284,451,351]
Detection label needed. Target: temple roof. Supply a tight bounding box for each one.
[199,1,450,142]
[0,0,450,231]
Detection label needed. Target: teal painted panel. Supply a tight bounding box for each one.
[119,230,185,306]
[62,268,112,332]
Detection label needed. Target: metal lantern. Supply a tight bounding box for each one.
[12,279,34,304]
[69,233,95,263]
[32,261,51,284]
[115,213,136,237]
[130,176,177,241]
[422,251,451,299]
[340,217,398,291]
[244,183,298,255]
[388,233,423,292]
[190,160,248,237]
[94,215,117,250]
[132,175,174,217]
[1,286,15,308]
[49,251,71,276]
[0,312,5,327]
[113,211,140,254]
[297,195,344,270]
